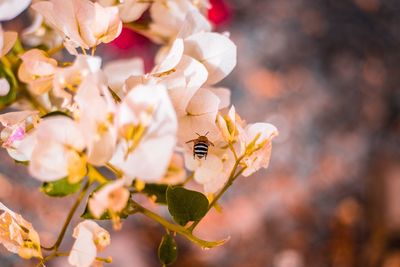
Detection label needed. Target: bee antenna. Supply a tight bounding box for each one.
[204,131,209,136]
[195,132,201,136]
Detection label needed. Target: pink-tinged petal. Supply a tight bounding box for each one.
[184,32,237,84]
[186,88,220,115]
[7,131,37,162]
[207,87,231,109]
[104,58,144,92]
[98,0,149,23]
[29,141,69,181]
[36,116,85,151]
[0,202,42,259]
[150,0,200,41]
[71,221,110,252]
[242,123,278,146]
[0,78,10,96]
[163,55,208,113]
[178,10,212,39]
[0,110,38,128]
[152,38,184,74]
[239,123,278,177]
[194,154,222,184]
[18,49,58,95]
[88,180,129,218]
[32,0,84,49]
[111,135,176,182]
[178,88,221,143]
[4,127,25,146]
[53,55,101,106]
[179,113,219,145]
[0,0,31,21]
[193,152,232,194]
[117,0,149,23]
[98,5,123,44]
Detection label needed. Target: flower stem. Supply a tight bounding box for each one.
[41,180,90,251]
[131,200,227,248]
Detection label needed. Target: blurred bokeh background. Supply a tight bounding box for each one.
[2,0,400,266]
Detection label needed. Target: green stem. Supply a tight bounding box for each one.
[41,180,90,251]
[131,200,227,248]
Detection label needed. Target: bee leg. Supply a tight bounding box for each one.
[193,152,195,159]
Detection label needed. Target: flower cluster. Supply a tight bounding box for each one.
[0,0,277,266]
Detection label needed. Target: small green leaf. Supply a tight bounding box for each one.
[158,233,178,266]
[81,198,134,220]
[166,186,209,226]
[40,177,81,197]
[142,183,168,204]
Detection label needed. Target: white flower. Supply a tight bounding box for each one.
[32,0,122,54]
[177,87,228,144]
[0,0,31,21]
[0,110,39,161]
[160,55,209,113]
[0,202,42,259]
[184,32,237,85]
[0,24,17,57]
[239,123,278,177]
[28,116,87,183]
[18,49,58,95]
[53,55,102,107]
[103,57,144,95]
[149,0,210,43]
[98,0,149,23]
[88,180,130,219]
[74,73,117,166]
[68,220,110,267]
[110,81,177,183]
[184,146,235,193]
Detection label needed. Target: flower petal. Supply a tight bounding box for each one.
[184,32,236,84]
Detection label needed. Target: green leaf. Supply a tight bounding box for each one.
[81,198,135,220]
[158,233,178,266]
[142,183,168,204]
[166,186,209,226]
[40,177,81,197]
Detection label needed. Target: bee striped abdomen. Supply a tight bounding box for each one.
[194,141,209,159]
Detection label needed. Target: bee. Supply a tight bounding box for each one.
[186,132,214,159]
